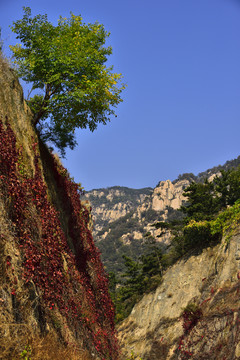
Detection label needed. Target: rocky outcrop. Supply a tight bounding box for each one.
[85,180,188,273]
[151,179,189,212]
[117,231,240,359]
[83,187,153,235]
[85,162,240,274]
[85,180,189,240]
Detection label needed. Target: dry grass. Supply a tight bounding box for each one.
[0,325,93,360]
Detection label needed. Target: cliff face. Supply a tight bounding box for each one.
[86,160,240,275]
[84,179,190,273]
[84,180,190,240]
[83,186,153,236]
[117,231,240,359]
[0,56,118,359]
[151,179,189,213]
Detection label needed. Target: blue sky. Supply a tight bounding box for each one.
[1,0,240,190]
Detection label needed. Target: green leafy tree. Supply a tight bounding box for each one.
[10,7,125,155]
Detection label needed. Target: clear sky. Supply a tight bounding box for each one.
[1,0,240,190]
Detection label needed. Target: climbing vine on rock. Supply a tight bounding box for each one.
[0,117,119,359]
[177,284,240,360]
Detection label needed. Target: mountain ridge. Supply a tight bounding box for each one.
[84,156,240,274]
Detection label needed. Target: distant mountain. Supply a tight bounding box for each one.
[83,156,240,274]
[83,186,153,235]
[173,155,240,184]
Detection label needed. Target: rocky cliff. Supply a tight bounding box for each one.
[85,161,240,274]
[0,54,118,359]
[83,186,153,236]
[83,179,191,273]
[117,230,240,359]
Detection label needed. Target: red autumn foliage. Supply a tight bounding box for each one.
[0,119,119,359]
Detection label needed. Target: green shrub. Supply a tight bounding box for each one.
[210,200,240,243]
[20,345,32,360]
[182,303,202,333]
[183,220,212,250]
[126,351,143,360]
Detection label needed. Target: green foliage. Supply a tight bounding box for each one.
[20,345,32,360]
[10,7,125,155]
[141,208,159,223]
[154,166,240,264]
[170,202,240,259]
[210,200,240,243]
[97,212,146,273]
[183,302,200,313]
[140,251,163,287]
[181,167,240,222]
[215,168,240,208]
[109,166,240,322]
[183,220,213,250]
[120,255,144,299]
[182,303,202,333]
[111,243,164,322]
[173,172,197,184]
[126,351,143,360]
[181,179,219,221]
[17,150,28,178]
[197,155,240,183]
[165,206,185,222]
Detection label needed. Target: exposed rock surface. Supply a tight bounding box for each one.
[83,186,153,235]
[84,179,189,272]
[151,179,189,212]
[117,231,240,359]
[85,159,240,274]
[84,180,190,241]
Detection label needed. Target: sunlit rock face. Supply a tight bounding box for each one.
[84,166,240,274]
[83,182,188,272]
[83,187,153,235]
[151,179,190,211]
[84,180,189,243]
[117,232,240,360]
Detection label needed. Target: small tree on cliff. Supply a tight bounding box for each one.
[10,7,125,155]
